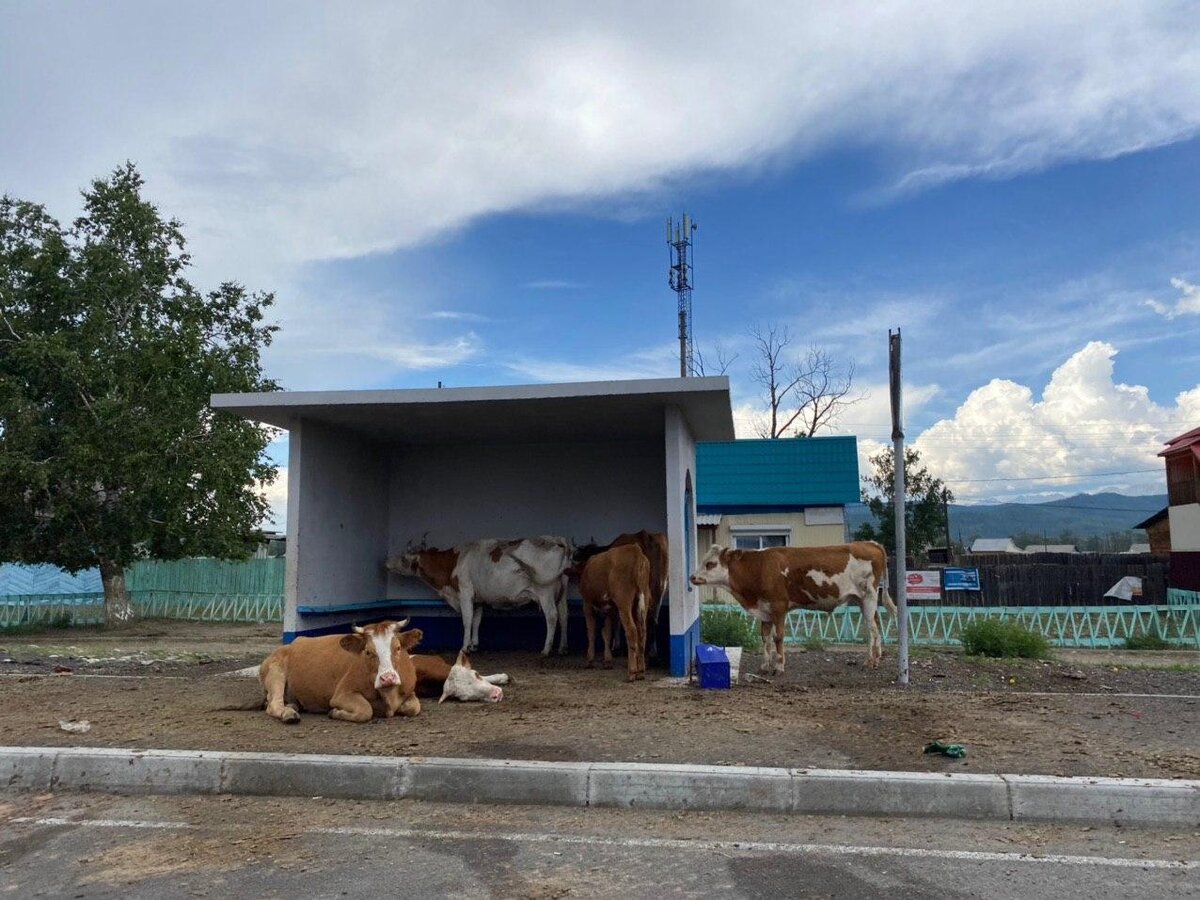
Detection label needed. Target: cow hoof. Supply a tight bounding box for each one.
[556,647,569,656]
[626,673,639,683]
[281,708,300,724]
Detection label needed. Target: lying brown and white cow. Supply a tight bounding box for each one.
[412,650,510,703]
[690,541,895,673]
[576,543,651,681]
[259,619,423,723]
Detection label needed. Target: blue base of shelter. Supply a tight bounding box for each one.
[285,598,672,667]
[669,616,701,677]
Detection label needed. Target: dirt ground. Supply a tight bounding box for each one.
[0,621,1197,779]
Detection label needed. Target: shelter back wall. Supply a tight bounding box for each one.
[387,439,666,599]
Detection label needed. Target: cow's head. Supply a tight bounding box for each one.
[439,651,505,703]
[690,544,732,587]
[339,619,422,690]
[567,541,607,580]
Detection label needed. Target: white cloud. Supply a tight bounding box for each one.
[4,5,1199,391]
[261,468,288,530]
[1146,278,1200,319]
[507,343,679,383]
[912,342,1200,500]
[524,280,585,291]
[4,4,1198,285]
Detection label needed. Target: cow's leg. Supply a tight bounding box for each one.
[583,598,598,668]
[860,591,881,667]
[772,609,792,672]
[618,600,642,682]
[539,591,558,657]
[329,691,374,723]
[758,617,776,674]
[601,613,615,668]
[554,578,568,657]
[261,660,300,724]
[634,591,648,677]
[470,605,484,652]
[556,577,570,655]
[459,589,477,653]
[771,608,787,675]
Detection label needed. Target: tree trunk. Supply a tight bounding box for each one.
[100,559,134,624]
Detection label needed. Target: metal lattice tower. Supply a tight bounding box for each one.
[667,213,697,377]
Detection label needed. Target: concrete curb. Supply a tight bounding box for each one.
[2,747,1196,827]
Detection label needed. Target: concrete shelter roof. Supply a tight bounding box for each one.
[212,377,735,445]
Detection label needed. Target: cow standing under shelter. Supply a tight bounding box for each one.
[690,541,895,673]
[575,543,651,681]
[387,536,572,656]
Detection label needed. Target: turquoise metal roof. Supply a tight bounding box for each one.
[696,437,859,511]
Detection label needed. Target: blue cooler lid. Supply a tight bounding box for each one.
[695,643,729,665]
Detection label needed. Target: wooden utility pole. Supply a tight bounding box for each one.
[889,329,909,686]
[943,488,953,560]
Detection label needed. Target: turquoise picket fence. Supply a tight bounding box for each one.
[707,602,1200,649]
[0,558,284,627]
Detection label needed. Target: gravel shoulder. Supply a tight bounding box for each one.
[0,623,1196,779]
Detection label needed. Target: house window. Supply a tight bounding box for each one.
[733,531,790,550]
[1167,454,1198,506]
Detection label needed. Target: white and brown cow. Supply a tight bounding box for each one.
[690,541,895,673]
[575,542,651,681]
[411,651,511,703]
[258,619,423,723]
[387,536,572,656]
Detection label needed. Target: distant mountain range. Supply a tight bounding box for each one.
[846,492,1167,543]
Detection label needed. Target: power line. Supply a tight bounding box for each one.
[943,468,1161,484]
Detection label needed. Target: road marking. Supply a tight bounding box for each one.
[10,816,1197,870]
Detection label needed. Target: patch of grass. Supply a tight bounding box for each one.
[961,618,1050,660]
[700,607,762,651]
[1123,630,1181,651]
[801,636,826,652]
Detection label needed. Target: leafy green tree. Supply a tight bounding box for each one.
[0,164,279,622]
[853,447,952,558]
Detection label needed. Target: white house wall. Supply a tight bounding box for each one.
[1169,503,1200,552]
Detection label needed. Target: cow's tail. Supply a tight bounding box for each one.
[877,544,897,614]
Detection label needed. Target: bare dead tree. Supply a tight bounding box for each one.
[749,324,864,438]
[693,341,737,377]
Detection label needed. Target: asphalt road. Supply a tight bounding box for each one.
[1,792,1197,899]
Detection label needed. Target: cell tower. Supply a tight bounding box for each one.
[667,213,697,377]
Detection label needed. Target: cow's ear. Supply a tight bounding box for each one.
[397,628,424,650]
[455,650,471,669]
[340,633,366,653]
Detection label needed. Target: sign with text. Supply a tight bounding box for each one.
[905,570,942,601]
[944,567,981,592]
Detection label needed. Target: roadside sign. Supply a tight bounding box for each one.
[906,570,941,601]
[944,567,981,592]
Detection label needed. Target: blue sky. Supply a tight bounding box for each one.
[3,2,1200,520]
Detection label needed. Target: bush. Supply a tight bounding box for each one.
[961,618,1050,659]
[700,607,762,651]
[1124,631,1175,651]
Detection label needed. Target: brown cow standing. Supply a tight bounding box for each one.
[609,530,668,656]
[690,542,895,674]
[259,620,423,723]
[577,543,651,681]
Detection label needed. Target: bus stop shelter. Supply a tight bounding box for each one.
[211,377,734,675]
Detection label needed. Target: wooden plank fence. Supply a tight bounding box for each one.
[906,553,1168,607]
